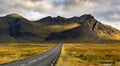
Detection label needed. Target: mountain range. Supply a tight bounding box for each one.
[0,13,120,43]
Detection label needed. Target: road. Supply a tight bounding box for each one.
[1,43,62,66]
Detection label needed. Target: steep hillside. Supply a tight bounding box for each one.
[0,13,120,43]
[45,14,120,43]
[0,13,40,42]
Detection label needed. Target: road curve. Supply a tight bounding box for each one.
[1,43,62,66]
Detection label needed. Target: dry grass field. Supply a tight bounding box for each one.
[56,43,120,66]
[0,43,55,64]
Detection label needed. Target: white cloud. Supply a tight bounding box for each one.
[35,0,54,12]
[23,11,48,20]
[0,0,120,29]
[110,13,120,20]
[14,0,38,9]
[109,22,120,30]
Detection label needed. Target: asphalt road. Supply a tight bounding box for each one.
[1,43,62,66]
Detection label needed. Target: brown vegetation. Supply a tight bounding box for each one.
[0,43,55,64]
[56,43,120,66]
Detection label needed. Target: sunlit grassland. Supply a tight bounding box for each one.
[0,43,55,64]
[32,22,80,36]
[56,43,120,66]
[48,23,80,32]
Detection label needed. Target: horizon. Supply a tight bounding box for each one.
[1,13,120,30]
[0,1,120,65]
[0,0,120,29]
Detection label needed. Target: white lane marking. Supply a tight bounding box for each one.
[55,57,58,60]
[20,64,26,66]
[27,49,55,64]
[53,60,56,63]
[26,44,61,65]
[28,59,37,63]
[52,56,58,64]
[38,57,42,60]
[51,64,54,66]
[53,57,58,63]
[37,47,56,60]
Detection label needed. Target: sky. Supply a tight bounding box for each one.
[0,0,120,29]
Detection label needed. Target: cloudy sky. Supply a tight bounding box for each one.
[0,0,120,29]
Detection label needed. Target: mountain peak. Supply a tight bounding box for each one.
[56,16,65,18]
[0,14,120,43]
[80,14,94,20]
[6,13,23,18]
[39,14,95,25]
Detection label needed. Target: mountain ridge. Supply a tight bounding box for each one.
[38,14,94,25]
[0,13,120,43]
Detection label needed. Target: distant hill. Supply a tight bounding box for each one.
[0,13,120,43]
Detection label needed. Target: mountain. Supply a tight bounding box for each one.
[0,13,120,43]
[0,13,40,42]
[43,14,120,43]
[38,16,69,25]
[38,14,94,25]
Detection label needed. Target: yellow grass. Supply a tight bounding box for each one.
[48,23,80,32]
[97,30,120,40]
[56,43,120,66]
[7,13,23,18]
[30,23,80,39]
[0,43,55,64]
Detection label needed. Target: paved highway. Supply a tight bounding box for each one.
[1,43,62,66]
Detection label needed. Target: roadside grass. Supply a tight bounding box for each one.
[0,43,55,64]
[56,43,120,66]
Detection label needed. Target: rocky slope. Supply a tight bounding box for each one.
[0,13,120,43]
[0,13,40,42]
[44,14,120,42]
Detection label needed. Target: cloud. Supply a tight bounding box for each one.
[110,13,120,21]
[23,11,48,20]
[106,22,120,30]
[0,0,120,29]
